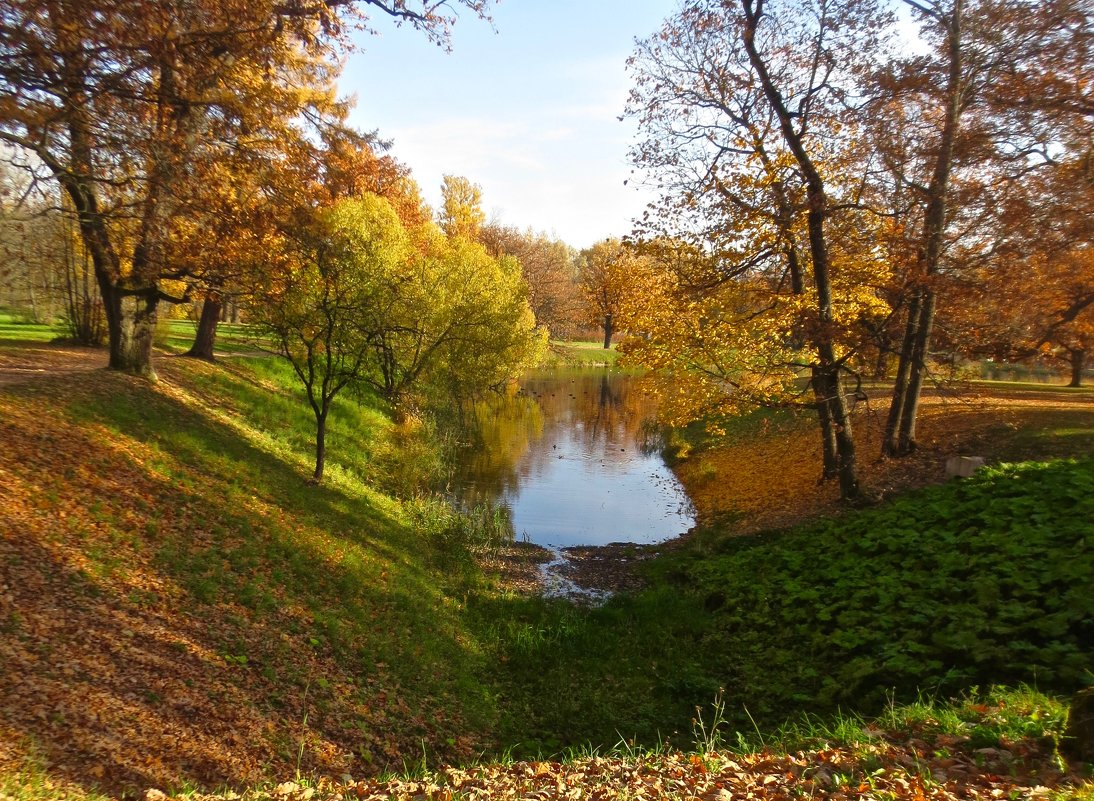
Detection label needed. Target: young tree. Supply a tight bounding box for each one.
[366,231,545,408]
[253,190,544,483]
[255,195,411,483]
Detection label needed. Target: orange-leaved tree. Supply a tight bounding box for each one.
[578,238,651,350]
[624,0,894,499]
[480,224,580,338]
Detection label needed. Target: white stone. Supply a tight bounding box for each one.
[946,455,986,478]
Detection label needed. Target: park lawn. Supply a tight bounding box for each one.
[545,339,620,367]
[154,319,272,356]
[0,339,1091,800]
[0,310,62,343]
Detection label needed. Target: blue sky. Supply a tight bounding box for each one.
[342,0,678,250]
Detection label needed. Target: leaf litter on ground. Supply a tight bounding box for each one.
[146,728,1089,800]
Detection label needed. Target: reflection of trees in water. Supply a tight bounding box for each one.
[448,370,662,501]
[523,370,657,447]
[449,391,544,501]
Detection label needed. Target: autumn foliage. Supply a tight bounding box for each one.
[622,0,1093,492]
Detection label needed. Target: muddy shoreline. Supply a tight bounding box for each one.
[484,532,692,602]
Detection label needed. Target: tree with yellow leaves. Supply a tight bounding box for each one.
[253,191,543,483]
[625,0,895,499]
[578,238,649,350]
[439,174,487,242]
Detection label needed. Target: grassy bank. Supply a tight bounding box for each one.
[544,340,620,367]
[1,337,1091,798]
[477,455,1093,756]
[0,349,505,798]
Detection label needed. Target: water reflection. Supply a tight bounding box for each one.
[446,369,695,548]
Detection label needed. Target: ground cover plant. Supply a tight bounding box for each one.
[476,457,1093,756]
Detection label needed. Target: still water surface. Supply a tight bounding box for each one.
[446,369,695,549]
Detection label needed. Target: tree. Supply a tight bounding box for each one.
[944,147,1094,386]
[579,238,643,350]
[255,195,411,483]
[0,0,492,377]
[439,174,486,241]
[480,223,580,337]
[379,234,545,408]
[876,0,969,456]
[625,0,892,500]
[176,127,408,360]
[874,0,1092,454]
[253,190,544,483]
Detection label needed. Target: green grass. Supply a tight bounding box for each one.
[0,350,517,793]
[0,308,62,342]
[155,318,271,355]
[474,456,1093,756]
[2,330,1091,795]
[543,340,620,367]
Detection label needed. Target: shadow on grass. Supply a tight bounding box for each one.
[0,364,494,797]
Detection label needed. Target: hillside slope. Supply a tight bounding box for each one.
[0,354,495,797]
[1,343,1091,800]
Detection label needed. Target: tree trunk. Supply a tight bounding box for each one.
[603,313,614,349]
[884,291,921,456]
[803,186,859,501]
[814,362,859,500]
[1069,348,1085,387]
[812,368,839,481]
[874,348,888,380]
[313,411,327,483]
[896,289,938,452]
[99,277,159,378]
[186,291,222,360]
[740,0,860,500]
[883,0,962,459]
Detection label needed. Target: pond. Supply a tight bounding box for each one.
[445,368,695,549]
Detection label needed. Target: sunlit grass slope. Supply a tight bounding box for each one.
[0,353,496,798]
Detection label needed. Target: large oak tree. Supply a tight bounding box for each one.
[625,0,893,500]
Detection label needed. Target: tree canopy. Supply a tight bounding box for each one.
[623,0,1092,495]
[253,192,543,482]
